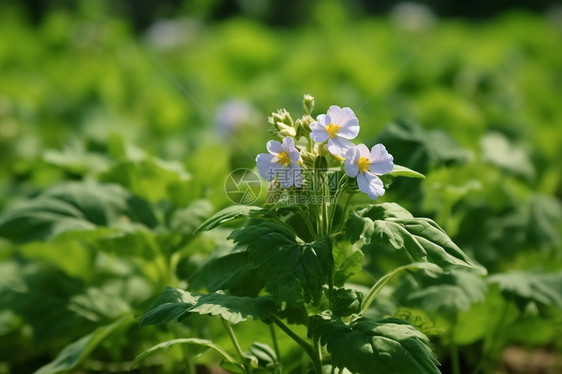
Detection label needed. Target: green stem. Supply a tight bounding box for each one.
[222,318,250,373]
[297,205,318,239]
[450,312,460,374]
[270,315,322,374]
[269,323,281,361]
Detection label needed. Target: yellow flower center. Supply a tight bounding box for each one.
[357,157,370,173]
[277,151,291,167]
[325,123,342,138]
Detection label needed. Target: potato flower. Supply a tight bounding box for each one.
[345,143,394,199]
[310,105,359,156]
[256,136,303,188]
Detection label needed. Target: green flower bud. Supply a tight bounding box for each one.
[268,108,293,127]
[302,94,314,115]
[317,142,330,157]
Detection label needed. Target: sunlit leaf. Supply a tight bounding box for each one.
[346,203,479,270]
[140,287,198,326]
[488,271,562,310]
[195,205,263,233]
[190,292,277,324]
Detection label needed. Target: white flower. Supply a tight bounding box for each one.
[345,143,394,199]
[256,137,303,188]
[310,105,360,156]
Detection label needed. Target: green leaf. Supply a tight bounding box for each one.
[376,119,472,174]
[332,242,364,287]
[389,164,425,179]
[309,313,440,374]
[346,203,479,270]
[33,314,135,374]
[189,251,264,296]
[488,271,562,310]
[131,338,239,370]
[169,199,214,235]
[394,268,488,312]
[189,292,277,324]
[195,205,263,233]
[140,287,199,326]
[100,158,192,203]
[0,182,156,243]
[229,221,333,306]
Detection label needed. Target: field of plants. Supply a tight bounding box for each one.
[0,1,561,374]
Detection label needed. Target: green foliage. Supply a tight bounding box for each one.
[195,205,263,233]
[488,271,562,310]
[229,221,333,307]
[309,313,440,374]
[347,203,478,270]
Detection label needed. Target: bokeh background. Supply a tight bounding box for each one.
[1,1,561,373]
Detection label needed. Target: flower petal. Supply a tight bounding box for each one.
[282,136,295,151]
[345,147,360,177]
[337,117,359,139]
[356,144,371,159]
[327,137,354,156]
[316,114,329,126]
[357,172,385,200]
[256,153,281,181]
[369,143,394,175]
[310,123,329,142]
[267,140,283,155]
[327,105,355,125]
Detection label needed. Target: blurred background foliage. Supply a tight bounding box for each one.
[0,0,561,373]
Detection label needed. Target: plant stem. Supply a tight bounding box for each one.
[269,323,281,361]
[221,318,250,373]
[270,315,322,374]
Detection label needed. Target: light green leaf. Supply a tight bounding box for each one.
[389,164,425,179]
[229,221,333,306]
[347,203,479,271]
[189,292,277,324]
[195,205,263,233]
[488,271,562,310]
[332,242,364,287]
[33,314,135,374]
[131,338,239,370]
[393,268,488,312]
[309,313,440,374]
[140,287,199,326]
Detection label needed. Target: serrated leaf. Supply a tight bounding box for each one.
[195,205,263,233]
[309,313,440,374]
[0,182,156,243]
[488,271,562,310]
[140,287,199,326]
[33,314,135,374]
[189,292,277,324]
[131,338,239,370]
[346,203,478,270]
[389,164,425,179]
[229,221,333,306]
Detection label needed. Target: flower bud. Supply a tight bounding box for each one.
[317,142,330,157]
[269,108,293,127]
[302,94,314,115]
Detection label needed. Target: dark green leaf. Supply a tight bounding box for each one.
[229,221,333,306]
[189,251,264,296]
[195,205,263,233]
[332,288,363,317]
[309,313,440,374]
[332,242,364,287]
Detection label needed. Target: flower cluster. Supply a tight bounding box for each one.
[256,96,394,200]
